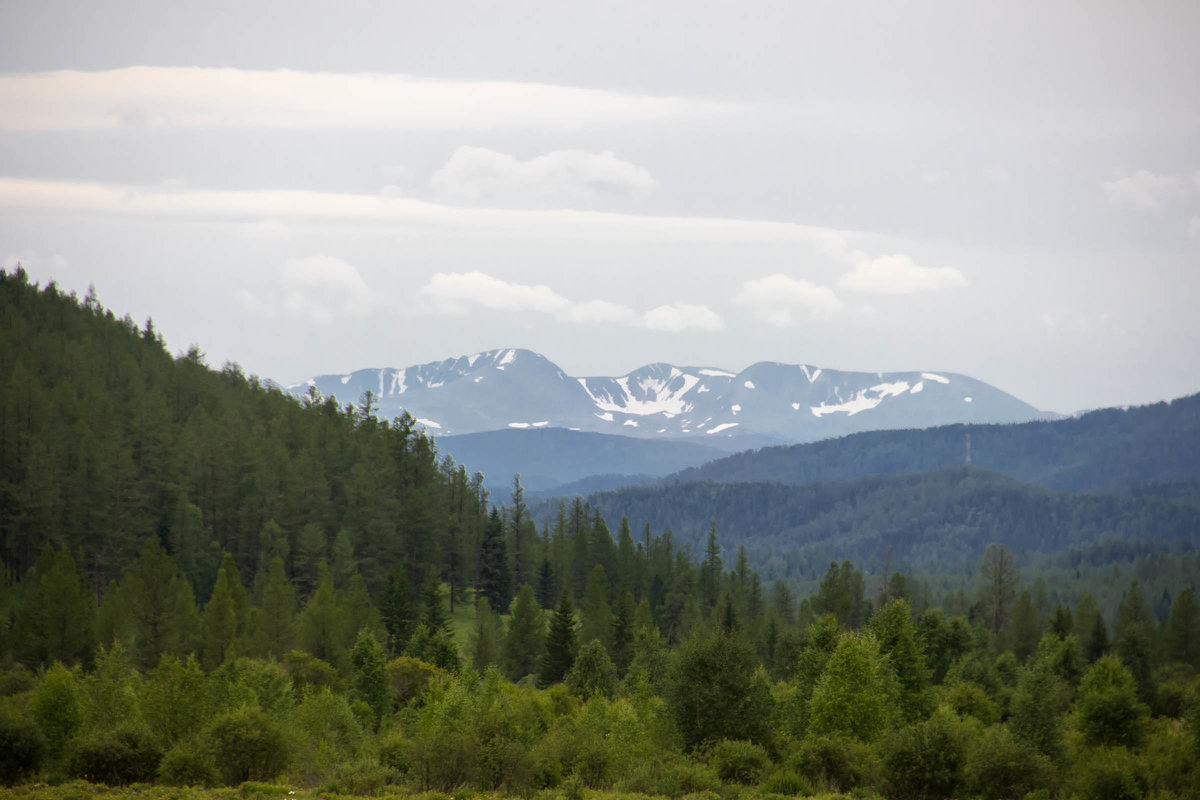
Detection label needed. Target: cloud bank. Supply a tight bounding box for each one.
[0,67,735,132]
[733,274,842,326]
[417,271,720,332]
[430,146,657,205]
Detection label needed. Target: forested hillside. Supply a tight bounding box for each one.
[582,468,1200,581]
[666,394,1200,492]
[3,267,1200,799]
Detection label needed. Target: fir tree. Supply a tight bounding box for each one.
[610,588,635,676]
[503,585,545,681]
[468,596,503,671]
[350,628,389,727]
[581,564,611,649]
[379,570,413,655]
[540,590,577,687]
[535,559,556,610]
[477,508,511,611]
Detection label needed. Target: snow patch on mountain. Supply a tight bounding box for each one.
[922,372,950,384]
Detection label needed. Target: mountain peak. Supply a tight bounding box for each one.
[284,348,1047,442]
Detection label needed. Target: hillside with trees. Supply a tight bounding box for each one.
[666,394,1200,492]
[3,266,1200,799]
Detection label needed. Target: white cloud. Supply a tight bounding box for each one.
[643,303,724,333]
[732,274,842,326]
[277,254,374,322]
[418,271,574,316]
[0,67,735,132]
[837,254,968,294]
[417,271,716,331]
[1102,170,1188,213]
[430,146,657,205]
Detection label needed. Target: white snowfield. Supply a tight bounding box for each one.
[811,381,911,417]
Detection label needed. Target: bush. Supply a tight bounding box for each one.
[30,663,81,757]
[69,723,162,785]
[943,681,998,724]
[158,735,218,787]
[759,768,810,795]
[791,734,876,792]
[205,705,289,786]
[386,656,446,707]
[879,710,966,800]
[619,755,721,797]
[322,757,400,796]
[1071,746,1147,800]
[964,724,1054,800]
[1075,656,1148,749]
[709,738,770,784]
[0,713,46,784]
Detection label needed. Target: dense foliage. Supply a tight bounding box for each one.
[668,394,1200,492]
[3,268,1200,798]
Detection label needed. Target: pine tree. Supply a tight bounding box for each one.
[535,559,556,610]
[296,562,348,670]
[421,569,449,636]
[581,564,611,650]
[350,628,389,727]
[202,561,239,670]
[979,543,1018,634]
[508,475,533,590]
[540,590,577,687]
[1163,587,1200,669]
[610,588,635,676]
[253,556,296,657]
[477,508,511,611]
[503,584,545,681]
[121,538,199,669]
[14,546,95,668]
[379,570,413,655]
[699,522,723,609]
[1113,579,1157,701]
[468,596,503,671]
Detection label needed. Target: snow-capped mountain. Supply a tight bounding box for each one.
[283,348,1049,444]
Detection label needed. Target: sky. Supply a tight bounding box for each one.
[1,0,1198,415]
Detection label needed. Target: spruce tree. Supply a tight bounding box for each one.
[477,508,511,611]
[202,561,238,670]
[540,590,577,687]
[468,596,503,671]
[350,628,389,727]
[379,570,413,655]
[535,559,556,610]
[581,564,611,649]
[253,556,296,657]
[502,585,545,681]
[1163,587,1200,669]
[610,588,635,676]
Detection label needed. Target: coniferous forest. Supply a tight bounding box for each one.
[2,266,1200,799]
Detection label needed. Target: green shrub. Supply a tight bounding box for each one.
[69,723,162,785]
[0,712,46,784]
[1071,746,1147,800]
[619,755,721,797]
[158,735,218,787]
[709,738,770,784]
[1075,656,1148,749]
[205,705,289,786]
[879,710,966,800]
[30,663,81,757]
[964,724,1054,800]
[322,757,400,796]
[759,768,810,795]
[791,734,876,792]
[943,681,998,724]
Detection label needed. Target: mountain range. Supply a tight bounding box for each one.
[283,348,1052,490]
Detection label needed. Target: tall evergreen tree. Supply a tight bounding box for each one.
[581,564,611,649]
[502,585,544,681]
[468,596,503,672]
[202,560,239,670]
[350,628,389,727]
[253,556,296,657]
[379,570,413,655]
[477,508,511,612]
[1113,579,1157,701]
[979,543,1018,634]
[14,546,95,668]
[534,559,556,610]
[540,590,577,687]
[1163,587,1200,669]
[699,522,723,610]
[610,588,635,676]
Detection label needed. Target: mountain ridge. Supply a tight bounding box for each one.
[283,347,1052,444]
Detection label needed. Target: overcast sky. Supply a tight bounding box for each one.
[2,0,1198,414]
